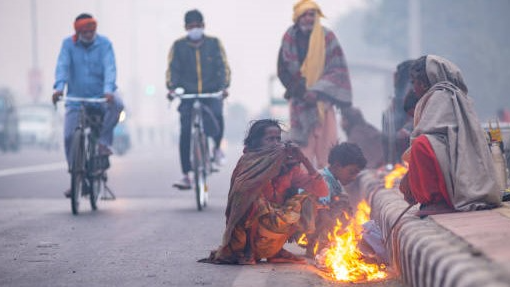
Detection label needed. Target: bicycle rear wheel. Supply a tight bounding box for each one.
[192,130,208,211]
[70,131,85,215]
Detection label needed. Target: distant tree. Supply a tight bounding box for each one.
[363,0,510,119]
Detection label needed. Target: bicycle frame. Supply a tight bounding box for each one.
[174,91,223,210]
[62,96,112,214]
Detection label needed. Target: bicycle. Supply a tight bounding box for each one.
[58,96,115,215]
[172,88,223,211]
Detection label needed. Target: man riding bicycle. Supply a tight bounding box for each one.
[166,9,231,190]
[52,13,123,198]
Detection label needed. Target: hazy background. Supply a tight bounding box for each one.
[1,0,508,148]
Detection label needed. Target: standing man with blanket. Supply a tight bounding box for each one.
[277,0,352,169]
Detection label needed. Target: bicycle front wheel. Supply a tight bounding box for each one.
[192,130,208,211]
[88,141,103,211]
[70,131,85,215]
[89,175,102,210]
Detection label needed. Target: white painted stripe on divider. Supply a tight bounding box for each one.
[0,162,67,177]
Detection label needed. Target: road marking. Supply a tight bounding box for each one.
[0,162,67,177]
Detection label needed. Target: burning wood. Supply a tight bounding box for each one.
[315,200,388,282]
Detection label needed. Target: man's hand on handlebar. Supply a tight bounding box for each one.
[52,91,63,105]
[222,89,229,99]
[104,93,114,103]
[167,90,175,102]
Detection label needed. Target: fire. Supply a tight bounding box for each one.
[318,200,387,282]
[297,233,308,246]
[297,233,319,254]
[384,163,408,189]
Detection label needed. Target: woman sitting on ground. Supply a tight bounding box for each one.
[201,119,327,264]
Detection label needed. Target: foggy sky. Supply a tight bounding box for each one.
[0,0,366,125]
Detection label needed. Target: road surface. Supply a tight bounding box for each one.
[0,145,404,287]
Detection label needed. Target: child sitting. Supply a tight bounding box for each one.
[304,142,367,257]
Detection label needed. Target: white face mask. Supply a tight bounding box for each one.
[187,28,204,41]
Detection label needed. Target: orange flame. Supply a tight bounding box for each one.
[384,163,408,189]
[319,200,387,282]
[298,233,319,255]
[297,233,308,246]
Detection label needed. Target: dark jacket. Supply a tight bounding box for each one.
[166,35,230,93]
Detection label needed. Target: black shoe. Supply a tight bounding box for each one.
[64,189,71,198]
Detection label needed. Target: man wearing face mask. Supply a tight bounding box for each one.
[277,0,352,169]
[52,13,123,198]
[166,9,231,190]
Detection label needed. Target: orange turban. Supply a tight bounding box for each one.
[73,18,97,42]
[292,0,324,23]
[74,18,97,32]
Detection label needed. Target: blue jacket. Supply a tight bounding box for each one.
[54,34,117,107]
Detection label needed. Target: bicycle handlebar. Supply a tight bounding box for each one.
[54,95,108,110]
[63,96,108,103]
[173,91,224,100]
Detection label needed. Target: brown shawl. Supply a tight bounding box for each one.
[222,145,287,246]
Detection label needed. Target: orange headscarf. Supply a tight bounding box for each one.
[73,18,97,42]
